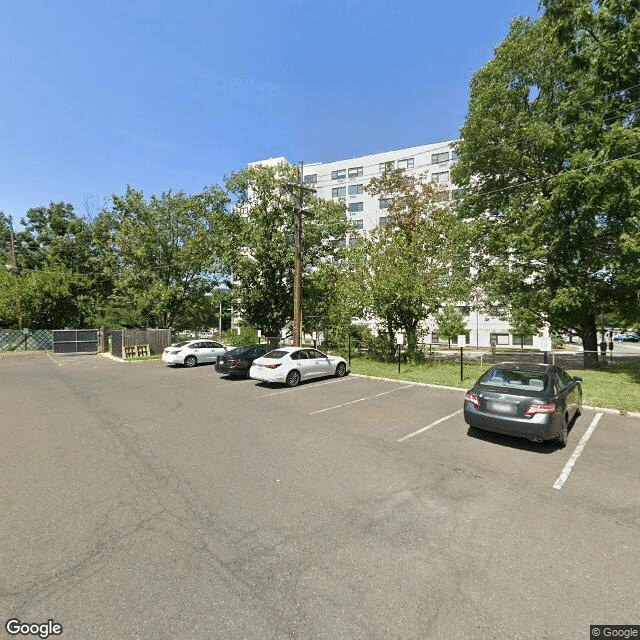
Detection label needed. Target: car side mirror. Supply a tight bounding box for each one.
[573,376,582,382]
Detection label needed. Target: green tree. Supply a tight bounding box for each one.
[436,306,468,348]
[452,0,640,366]
[104,186,228,329]
[2,203,102,328]
[345,167,471,359]
[221,162,350,337]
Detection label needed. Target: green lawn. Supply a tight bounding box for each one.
[347,357,640,414]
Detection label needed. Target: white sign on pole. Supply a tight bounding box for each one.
[533,336,552,352]
[395,331,404,346]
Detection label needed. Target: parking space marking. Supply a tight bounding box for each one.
[553,412,603,490]
[255,377,355,398]
[397,409,463,442]
[308,384,414,415]
[46,352,62,367]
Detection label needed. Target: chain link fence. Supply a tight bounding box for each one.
[0,330,53,351]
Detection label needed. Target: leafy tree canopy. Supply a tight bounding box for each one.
[452,0,640,363]
[105,186,228,329]
[345,167,472,358]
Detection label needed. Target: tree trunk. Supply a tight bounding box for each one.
[579,315,600,369]
[386,315,395,361]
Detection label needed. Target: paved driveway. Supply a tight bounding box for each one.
[1,352,638,639]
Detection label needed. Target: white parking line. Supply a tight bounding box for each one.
[309,385,414,415]
[397,409,463,442]
[46,352,62,367]
[256,377,354,398]
[553,412,603,490]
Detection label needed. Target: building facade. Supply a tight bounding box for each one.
[253,141,537,348]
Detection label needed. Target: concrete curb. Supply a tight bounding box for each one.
[349,373,640,419]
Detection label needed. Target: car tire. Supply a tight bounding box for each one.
[286,370,301,387]
[557,414,569,448]
[335,362,347,378]
[184,355,197,368]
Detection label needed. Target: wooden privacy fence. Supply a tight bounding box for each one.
[110,329,172,358]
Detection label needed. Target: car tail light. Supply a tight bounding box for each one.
[265,363,281,369]
[525,403,556,415]
[228,359,242,365]
[464,392,480,408]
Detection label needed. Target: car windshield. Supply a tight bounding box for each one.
[263,350,287,359]
[479,368,548,393]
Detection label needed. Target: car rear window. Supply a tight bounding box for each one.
[479,369,548,392]
[263,350,287,359]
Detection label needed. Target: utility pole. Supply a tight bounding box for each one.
[293,164,303,347]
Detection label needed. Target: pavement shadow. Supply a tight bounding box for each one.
[466,426,564,454]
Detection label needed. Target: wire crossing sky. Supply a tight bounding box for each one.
[0,0,541,225]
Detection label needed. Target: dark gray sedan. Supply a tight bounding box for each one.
[463,362,582,447]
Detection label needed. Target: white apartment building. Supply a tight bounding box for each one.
[252,141,534,348]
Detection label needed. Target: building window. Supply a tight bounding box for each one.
[452,188,465,199]
[379,197,393,209]
[348,202,363,213]
[451,151,460,162]
[348,166,363,178]
[512,334,534,346]
[332,186,346,198]
[379,161,395,172]
[431,171,449,184]
[397,158,414,170]
[490,333,510,346]
[431,152,450,164]
[378,216,388,225]
[331,169,346,180]
[352,219,364,229]
[348,184,363,195]
[304,174,317,184]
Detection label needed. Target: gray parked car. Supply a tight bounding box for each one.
[463,362,582,447]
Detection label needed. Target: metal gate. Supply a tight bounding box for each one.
[52,329,99,354]
[111,330,123,359]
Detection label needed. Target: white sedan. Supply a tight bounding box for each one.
[162,340,229,367]
[249,346,348,387]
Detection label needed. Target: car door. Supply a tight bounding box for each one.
[304,349,333,378]
[200,341,222,363]
[289,349,310,378]
[553,369,576,416]
[559,369,579,417]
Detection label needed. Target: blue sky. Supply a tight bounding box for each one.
[1,0,540,226]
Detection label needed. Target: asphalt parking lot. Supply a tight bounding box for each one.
[1,351,639,640]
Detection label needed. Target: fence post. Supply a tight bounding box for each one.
[460,347,464,382]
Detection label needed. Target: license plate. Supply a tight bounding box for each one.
[490,401,515,414]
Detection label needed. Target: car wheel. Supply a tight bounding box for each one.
[245,367,252,379]
[335,362,347,378]
[557,414,569,448]
[286,369,301,387]
[184,355,197,368]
